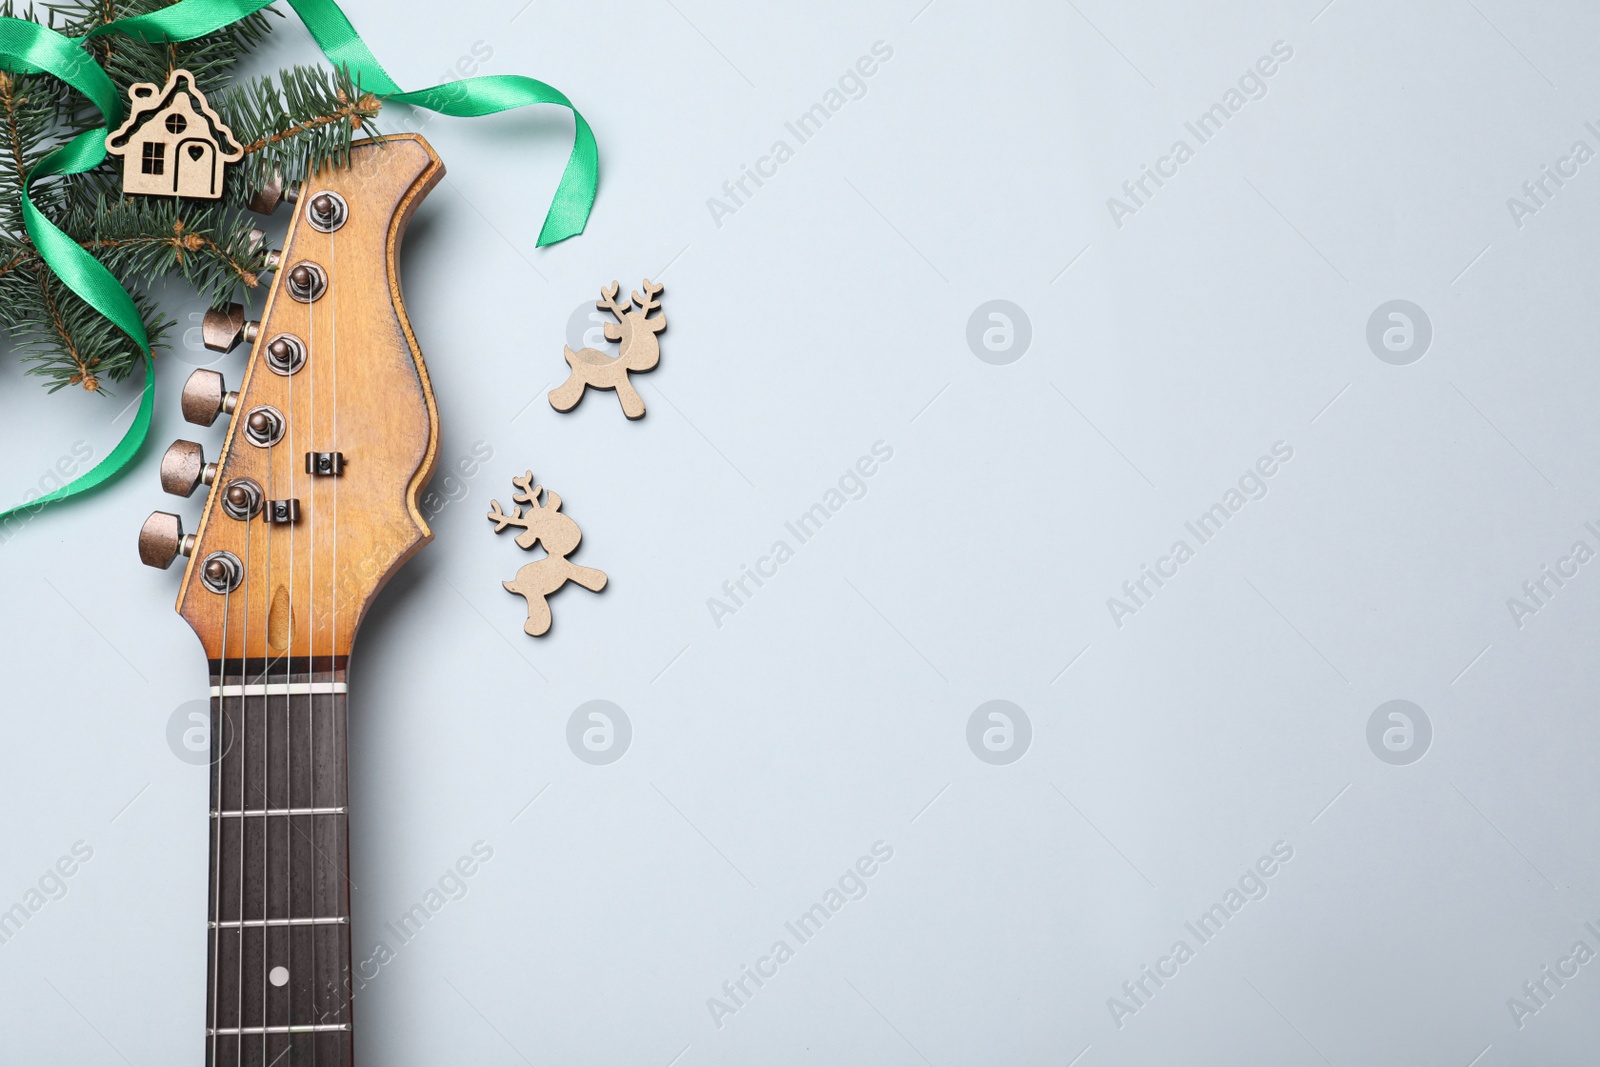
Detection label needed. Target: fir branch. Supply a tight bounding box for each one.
[0,253,169,395]
[0,201,268,305]
[59,195,271,307]
[219,65,382,204]
[0,247,27,279]
[0,236,32,309]
[0,68,71,234]
[0,240,37,279]
[34,268,98,390]
[52,0,277,99]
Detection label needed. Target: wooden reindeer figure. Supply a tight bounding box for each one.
[548,279,666,419]
[487,472,608,635]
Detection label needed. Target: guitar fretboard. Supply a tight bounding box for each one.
[207,660,353,1067]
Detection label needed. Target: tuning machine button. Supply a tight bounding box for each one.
[180,370,239,427]
[159,440,217,497]
[180,369,238,428]
[246,173,300,216]
[138,511,194,570]
[247,227,283,270]
[201,303,261,354]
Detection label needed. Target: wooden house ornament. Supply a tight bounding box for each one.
[105,70,243,200]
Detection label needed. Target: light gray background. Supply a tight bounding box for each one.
[2,0,1598,1063]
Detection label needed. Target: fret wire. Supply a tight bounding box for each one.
[209,681,347,697]
[213,807,348,817]
[210,1024,350,1035]
[211,917,348,928]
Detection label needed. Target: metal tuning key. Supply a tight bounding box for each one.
[180,370,238,427]
[201,303,260,354]
[159,440,217,498]
[246,172,299,215]
[138,511,193,569]
[247,227,283,270]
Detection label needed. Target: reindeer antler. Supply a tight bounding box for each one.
[510,471,543,507]
[596,281,630,321]
[491,473,552,549]
[486,498,530,533]
[490,472,546,533]
[632,278,663,314]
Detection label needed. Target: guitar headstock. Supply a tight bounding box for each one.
[139,134,445,668]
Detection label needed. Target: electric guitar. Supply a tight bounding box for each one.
[138,133,444,1066]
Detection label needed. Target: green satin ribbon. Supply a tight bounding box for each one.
[0,18,151,524]
[0,0,597,526]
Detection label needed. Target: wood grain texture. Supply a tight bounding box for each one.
[176,134,444,664]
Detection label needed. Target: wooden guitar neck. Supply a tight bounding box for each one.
[207,660,354,1066]
[135,133,446,1065]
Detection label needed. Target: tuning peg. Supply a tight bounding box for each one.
[180,369,239,427]
[201,304,260,354]
[160,440,217,498]
[138,511,194,570]
[246,173,300,216]
[246,228,283,270]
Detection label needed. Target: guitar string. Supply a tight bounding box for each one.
[284,225,297,1057]
[259,349,277,1065]
[210,580,228,1067]
[235,513,252,1067]
[327,220,340,1055]
[307,221,320,1062]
